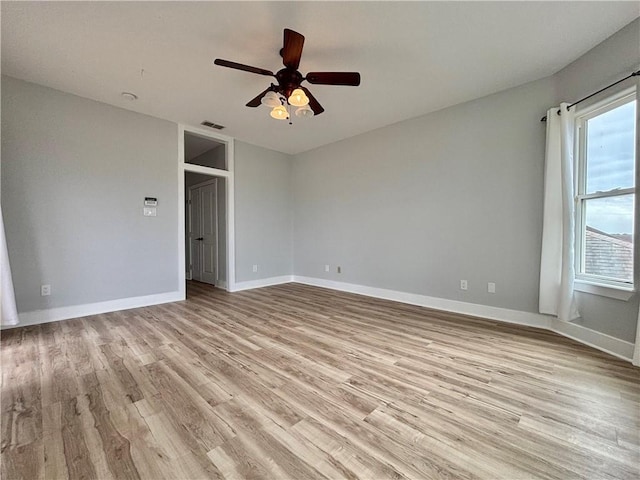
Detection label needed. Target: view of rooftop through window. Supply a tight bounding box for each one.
[582,98,635,283]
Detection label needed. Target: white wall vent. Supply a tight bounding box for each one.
[201,121,225,130]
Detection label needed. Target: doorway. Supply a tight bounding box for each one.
[187,176,220,285]
[179,126,234,298]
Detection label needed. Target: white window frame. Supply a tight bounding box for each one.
[574,87,636,296]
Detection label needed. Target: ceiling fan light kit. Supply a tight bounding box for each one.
[214,28,360,122]
[261,91,282,108]
[270,104,289,120]
[295,104,314,118]
[288,88,309,107]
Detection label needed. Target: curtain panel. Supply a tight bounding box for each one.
[539,103,579,321]
[1,206,19,326]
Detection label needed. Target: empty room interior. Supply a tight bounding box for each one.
[1,2,640,479]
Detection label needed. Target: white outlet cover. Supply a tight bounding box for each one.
[488,282,496,293]
[252,264,258,272]
[143,207,157,216]
[324,265,330,272]
[41,284,51,296]
[460,280,468,290]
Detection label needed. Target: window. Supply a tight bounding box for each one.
[575,89,636,290]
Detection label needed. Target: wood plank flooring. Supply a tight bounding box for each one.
[1,281,639,479]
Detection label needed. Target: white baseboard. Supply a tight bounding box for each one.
[6,291,184,329]
[6,274,635,363]
[292,276,635,363]
[293,276,550,329]
[230,275,294,292]
[550,319,635,362]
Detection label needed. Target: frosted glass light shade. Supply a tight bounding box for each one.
[270,105,289,120]
[295,104,314,118]
[288,88,309,107]
[261,91,281,107]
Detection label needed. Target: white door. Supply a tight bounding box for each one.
[199,182,218,284]
[188,180,218,285]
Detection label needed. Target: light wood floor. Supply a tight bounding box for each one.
[2,282,639,480]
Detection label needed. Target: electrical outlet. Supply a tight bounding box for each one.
[324,264,330,272]
[252,264,258,273]
[460,280,468,291]
[488,282,496,293]
[337,266,342,274]
[41,284,51,296]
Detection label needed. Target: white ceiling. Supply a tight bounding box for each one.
[2,2,638,155]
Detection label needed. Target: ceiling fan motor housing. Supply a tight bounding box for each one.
[275,68,304,99]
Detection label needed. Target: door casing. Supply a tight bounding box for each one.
[178,124,235,297]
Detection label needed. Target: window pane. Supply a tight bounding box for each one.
[585,100,636,194]
[583,194,634,282]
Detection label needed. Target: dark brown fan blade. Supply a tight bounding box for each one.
[300,87,324,115]
[306,72,361,86]
[282,29,305,70]
[214,59,274,77]
[246,87,273,107]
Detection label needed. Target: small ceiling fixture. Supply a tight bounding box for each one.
[121,92,138,101]
[214,28,360,122]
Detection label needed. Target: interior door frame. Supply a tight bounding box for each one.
[187,178,219,284]
[178,124,235,298]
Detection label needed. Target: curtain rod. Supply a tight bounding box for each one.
[540,69,639,122]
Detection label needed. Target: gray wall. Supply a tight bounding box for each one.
[293,77,556,313]
[235,141,293,282]
[291,18,639,343]
[1,75,179,312]
[555,18,640,103]
[553,18,639,341]
[189,144,226,170]
[1,76,296,314]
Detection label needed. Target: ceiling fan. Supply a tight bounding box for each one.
[214,28,360,120]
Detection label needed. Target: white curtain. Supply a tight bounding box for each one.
[539,103,579,321]
[1,206,19,326]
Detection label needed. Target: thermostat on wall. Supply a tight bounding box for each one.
[144,197,158,206]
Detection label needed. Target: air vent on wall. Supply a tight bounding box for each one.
[201,121,225,130]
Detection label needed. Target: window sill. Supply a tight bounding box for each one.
[574,280,635,301]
